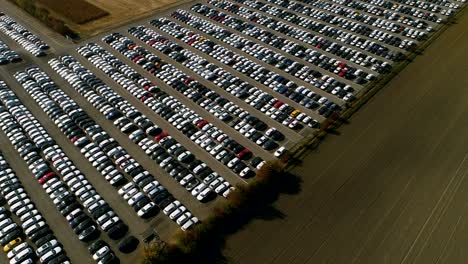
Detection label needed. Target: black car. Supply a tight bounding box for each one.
[137,177,153,189]
[107,223,128,240]
[262,140,278,151]
[57,196,77,211]
[74,218,93,234]
[270,131,285,141]
[60,202,81,216]
[0,229,22,246]
[132,197,151,212]
[79,225,99,242]
[91,205,112,219]
[233,162,247,174]
[118,236,139,253]
[187,160,202,170]
[88,240,109,254]
[157,197,175,209]
[47,254,69,264]
[222,153,236,165]
[70,213,89,229]
[35,233,55,248]
[250,157,264,167]
[151,191,170,204]
[29,226,52,244]
[99,252,119,264]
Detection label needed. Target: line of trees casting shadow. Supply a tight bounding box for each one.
[142,160,302,264]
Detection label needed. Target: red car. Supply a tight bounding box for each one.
[154,131,169,142]
[196,120,208,128]
[184,78,194,85]
[38,172,56,185]
[274,101,284,108]
[144,83,155,90]
[237,148,252,160]
[132,55,143,62]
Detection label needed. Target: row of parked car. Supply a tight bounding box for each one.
[18,65,161,221]
[0,40,20,65]
[234,0,426,45]
[48,56,201,230]
[128,25,298,145]
[205,1,399,70]
[357,0,446,23]
[0,14,48,56]
[164,12,343,119]
[157,16,334,116]
[129,24,317,135]
[0,81,81,263]
[194,1,404,65]
[80,44,256,199]
[180,5,367,96]
[274,0,432,35]
[0,206,37,264]
[97,34,268,175]
[73,43,236,194]
[0,153,69,264]
[195,1,383,84]
[1,76,122,263]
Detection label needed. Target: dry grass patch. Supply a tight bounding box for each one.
[36,0,109,24]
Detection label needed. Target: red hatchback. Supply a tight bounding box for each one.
[196,120,209,128]
[38,172,56,185]
[237,148,252,160]
[274,101,284,108]
[154,131,169,142]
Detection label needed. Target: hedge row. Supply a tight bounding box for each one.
[142,160,288,264]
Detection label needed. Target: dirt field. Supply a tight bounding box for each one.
[37,0,109,24]
[72,0,194,37]
[224,7,468,264]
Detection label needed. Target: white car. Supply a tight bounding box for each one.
[256,161,266,170]
[274,147,287,158]
[176,212,192,225]
[191,183,207,196]
[163,201,181,215]
[179,174,195,186]
[181,217,199,231]
[118,182,135,196]
[169,206,187,220]
[128,192,144,206]
[197,187,213,201]
[215,182,231,195]
[93,246,110,261]
[7,242,28,259]
[36,239,59,256]
[227,157,240,168]
[137,202,156,217]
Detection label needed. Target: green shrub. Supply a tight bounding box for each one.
[143,160,286,263]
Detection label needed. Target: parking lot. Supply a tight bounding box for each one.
[0,0,465,262]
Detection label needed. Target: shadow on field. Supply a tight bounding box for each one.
[209,172,301,264]
[325,127,341,135]
[162,172,302,264]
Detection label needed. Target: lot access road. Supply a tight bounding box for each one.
[225,6,468,264]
